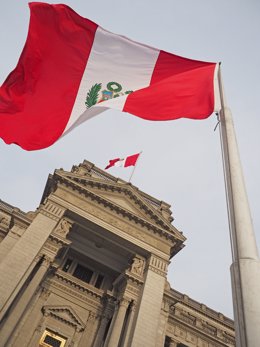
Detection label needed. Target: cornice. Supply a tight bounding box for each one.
[166,318,234,347]
[164,288,234,330]
[0,199,34,229]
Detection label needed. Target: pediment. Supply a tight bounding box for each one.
[42,305,85,331]
[88,189,153,221]
[55,169,175,231]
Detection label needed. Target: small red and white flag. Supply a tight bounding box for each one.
[105,153,140,170]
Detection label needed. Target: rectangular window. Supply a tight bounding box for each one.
[39,330,66,347]
[73,264,93,283]
[44,335,62,347]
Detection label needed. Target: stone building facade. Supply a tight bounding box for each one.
[0,160,235,347]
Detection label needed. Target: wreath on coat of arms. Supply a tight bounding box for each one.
[85,82,133,109]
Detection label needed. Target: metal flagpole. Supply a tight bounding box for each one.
[218,65,260,347]
[128,151,142,183]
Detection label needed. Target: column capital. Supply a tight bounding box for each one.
[119,297,131,309]
[146,254,169,277]
[41,255,53,268]
[40,199,66,222]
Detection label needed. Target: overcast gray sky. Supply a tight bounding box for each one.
[0,0,259,319]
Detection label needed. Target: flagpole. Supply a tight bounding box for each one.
[218,65,260,347]
[129,151,142,183]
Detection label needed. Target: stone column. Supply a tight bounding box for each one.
[92,314,110,347]
[0,200,65,320]
[0,256,52,346]
[106,298,130,347]
[129,254,168,347]
[123,301,136,347]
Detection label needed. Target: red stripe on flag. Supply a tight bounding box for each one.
[0,3,97,150]
[123,51,216,121]
[124,153,140,167]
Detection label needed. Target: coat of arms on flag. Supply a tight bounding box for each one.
[85,82,133,108]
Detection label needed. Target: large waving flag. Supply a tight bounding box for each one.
[0,3,218,151]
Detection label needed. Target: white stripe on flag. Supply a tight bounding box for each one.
[64,26,159,133]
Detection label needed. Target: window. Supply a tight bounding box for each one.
[95,274,104,289]
[164,336,171,347]
[39,330,66,347]
[61,257,105,289]
[73,264,93,283]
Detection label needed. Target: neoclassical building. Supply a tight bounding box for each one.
[0,160,235,347]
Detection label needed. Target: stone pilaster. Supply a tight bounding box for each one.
[0,200,65,321]
[129,254,169,347]
[0,256,53,346]
[0,224,25,263]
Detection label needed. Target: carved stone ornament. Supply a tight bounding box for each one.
[0,211,11,229]
[72,165,90,176]
[130,257,145,277]
[42,305,85,332]
[55,218,72,237]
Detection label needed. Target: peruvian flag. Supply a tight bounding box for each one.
[105,153,140,170]
[0,3,218,151]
